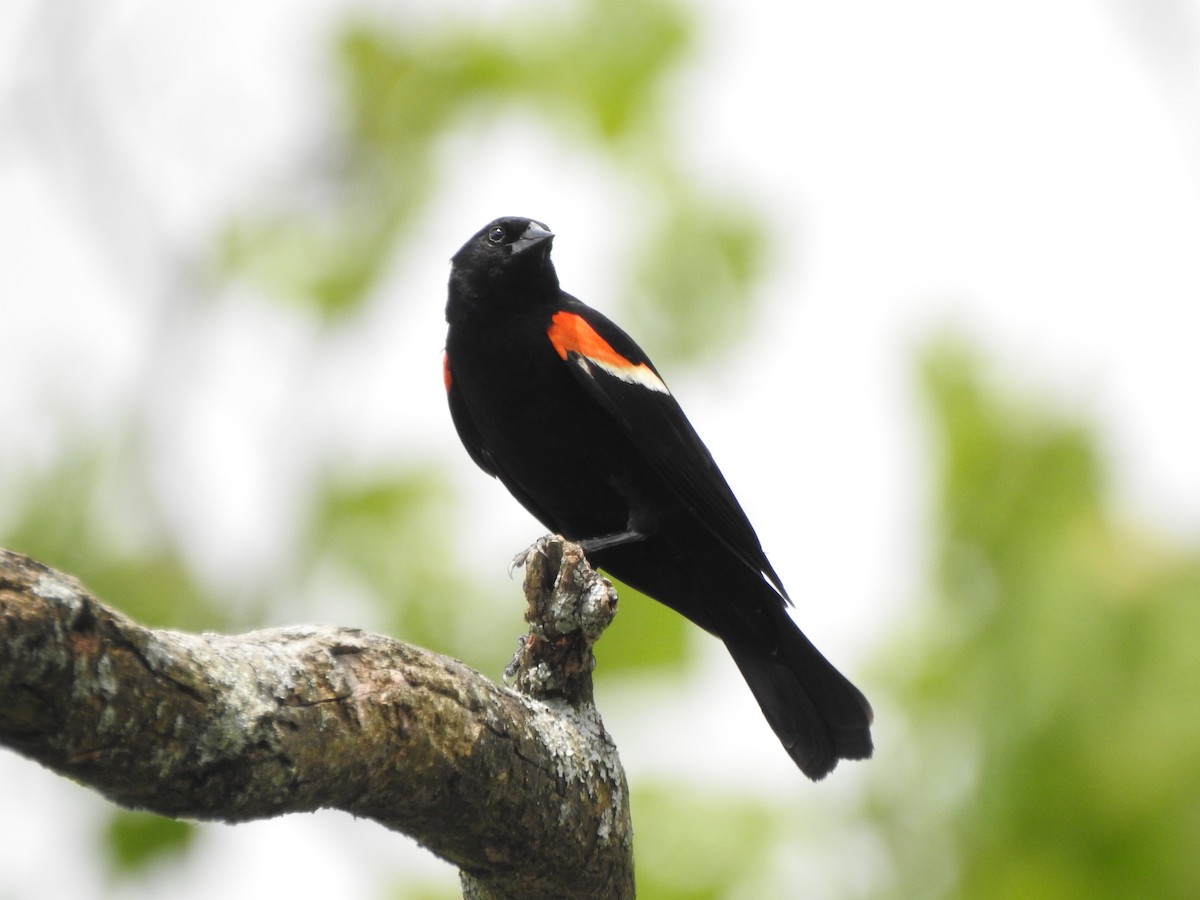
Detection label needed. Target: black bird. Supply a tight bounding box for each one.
[443,216,873,779]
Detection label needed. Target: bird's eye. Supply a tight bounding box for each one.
[487,226,506,245]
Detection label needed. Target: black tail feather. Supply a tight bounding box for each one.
[723,605,873,780]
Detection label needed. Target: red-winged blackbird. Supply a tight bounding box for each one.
[444,216,873,779]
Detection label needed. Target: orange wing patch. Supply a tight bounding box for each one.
[547,311,669,394]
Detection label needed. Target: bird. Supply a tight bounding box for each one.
[443,216,873,779]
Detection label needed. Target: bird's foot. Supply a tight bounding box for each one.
[510,534,560,577]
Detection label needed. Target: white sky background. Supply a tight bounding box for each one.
[1,1,1199,897]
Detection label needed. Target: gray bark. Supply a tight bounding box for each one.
[0,538,633,899]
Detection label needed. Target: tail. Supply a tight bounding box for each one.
[722,603,873,780]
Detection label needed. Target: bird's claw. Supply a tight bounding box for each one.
[509,534,558,577]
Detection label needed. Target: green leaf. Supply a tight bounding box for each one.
[103,811,195,875]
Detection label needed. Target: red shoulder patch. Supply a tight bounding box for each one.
[547,311,631,367]
[443,352,453,392]
[546,311,669,394]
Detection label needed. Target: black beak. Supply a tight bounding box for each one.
[511,221,555,255]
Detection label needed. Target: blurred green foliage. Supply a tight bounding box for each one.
[597,575,690,673]
[103,811,195,876]
[1,447,224,632]
[220,0,767,365]
[631,784,782,900]
[301,468,491,661]
[869,340,1200,899]
[630,195,768,364]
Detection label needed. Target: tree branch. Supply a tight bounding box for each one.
[0,538,633,899]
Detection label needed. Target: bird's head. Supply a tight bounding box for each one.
[447,217,559,319]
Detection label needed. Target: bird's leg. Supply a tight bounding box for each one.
[578,504,655,555]
[578,529,646,554]
[510,529,646,575]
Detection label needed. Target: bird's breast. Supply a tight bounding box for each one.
[447,321,644,535]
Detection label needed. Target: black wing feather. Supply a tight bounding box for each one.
[446,357,498,478]
[553,298,790,602]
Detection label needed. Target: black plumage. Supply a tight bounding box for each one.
[444,216,872,779]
